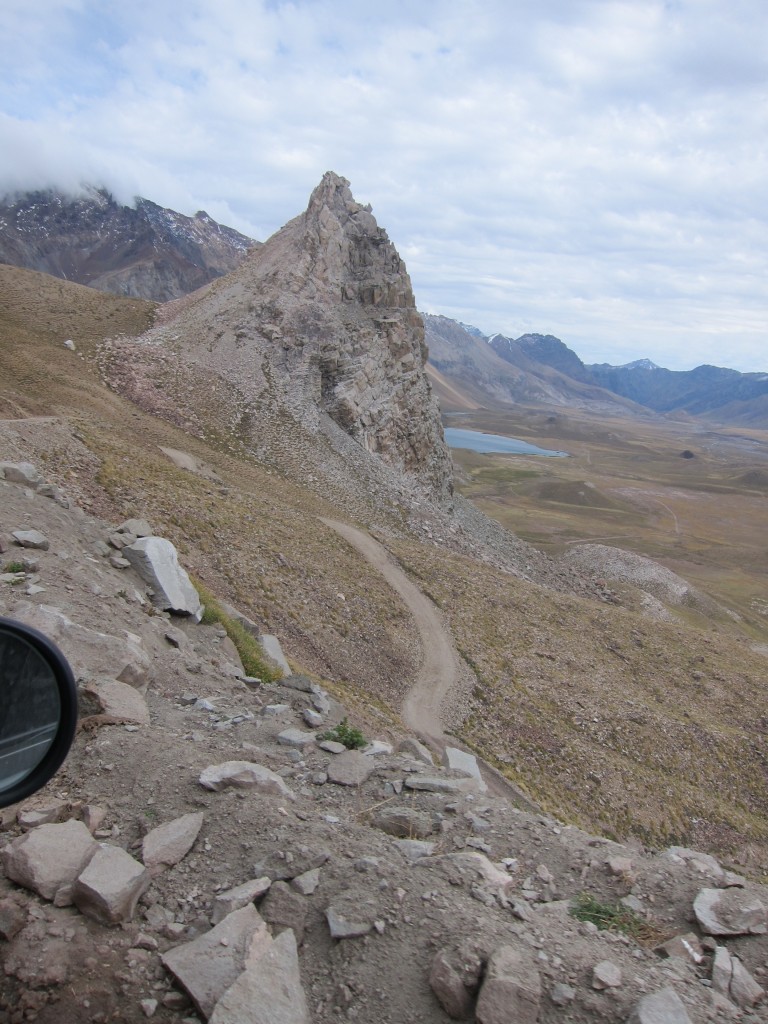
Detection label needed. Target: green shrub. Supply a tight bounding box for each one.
[193,579,282,683]
[569,892,661,944]
[318,717,367,750]
[3,561,24,574]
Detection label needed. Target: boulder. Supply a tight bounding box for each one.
[199,762,293,798]
[326,906,373,939]
[211,877,272,925]
[429,942,486,1019]
[0,462,42,488]
[404,775,479,795]
[81,678,150,725]
[258,634,290,676]
[162,905,272,1021]
[394,839,435,863]
[117,518,154,538]
[290,869,320,896]
[627,987,692,1024]
[475,945,541,1024]
[123,536,202,617]
[397,737,434,765]
[72,845,150,925]
[712,945,765,1008]
[142,812,204,874]
[326,750,374,786]
[592,960,622,989]
[277,729,316,750]
[12,529,49,550]
[209,928,309,1024]
[2,820,98,905]
[443,747,487,791]
[11,602,152,692]
[693,887,767,936]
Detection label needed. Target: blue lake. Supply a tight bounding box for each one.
[445,428,570,458]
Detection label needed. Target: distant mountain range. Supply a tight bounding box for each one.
[1,184,766,427]
[427,316,768,427]
[0,187,255,302]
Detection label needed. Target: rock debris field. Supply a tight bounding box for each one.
[0,460,767,1024]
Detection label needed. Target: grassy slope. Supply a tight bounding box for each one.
[2,265,767,873]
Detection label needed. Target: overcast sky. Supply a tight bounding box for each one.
[2,0,767,371]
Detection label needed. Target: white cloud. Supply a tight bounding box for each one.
[1,0,767,370]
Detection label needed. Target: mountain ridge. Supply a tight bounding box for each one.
[0,186,255,302]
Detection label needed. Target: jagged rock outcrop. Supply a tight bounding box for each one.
[104,172,453,499]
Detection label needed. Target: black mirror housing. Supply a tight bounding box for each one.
[0,616,78,809]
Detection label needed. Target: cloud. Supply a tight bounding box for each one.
[1,0,767,370]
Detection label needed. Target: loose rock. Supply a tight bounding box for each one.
[199,761,293,798]
[142,812,204,874]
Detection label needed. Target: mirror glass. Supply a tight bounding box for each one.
[0,618,77,805]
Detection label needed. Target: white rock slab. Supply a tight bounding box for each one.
[142,812,204,874]
[443,747,487,792]
[161,905,272,1020]
[259,634,290,676]
[693,887,767,936]
[2,820,98,905]
[627,987,692,1024]
[199,761,293,799]
[209,928,309,1024]
[82,678,150,725]
[123,536,202,617]
[73,845,150,925]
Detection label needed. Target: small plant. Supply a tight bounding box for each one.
[3,561,24,574]
[193,578,282,683]
[569,892,661,945]
[319,717,367,750]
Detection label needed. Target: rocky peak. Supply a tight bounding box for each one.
[129,173,453,500]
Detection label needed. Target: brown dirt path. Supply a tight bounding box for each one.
[320,518,459,743]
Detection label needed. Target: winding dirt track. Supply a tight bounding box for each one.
[321,517,541,810]
[320,518,460,743]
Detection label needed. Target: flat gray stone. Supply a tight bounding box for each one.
[12,529,49,550]
[199,761,293,798]
[209,928,309,1024]
[162,905,271,1020]
[277,729,316,749]
[397,737,434,765]
[82,678,150,726]
[592,960,622,989]
[326,750,374,786]
[326,906,372,939]
[476,945,541,1024]
[627,987,692,1024]
[123,536,202,616]
[72,845,150,925]
[253,848,330,883]
[1,462,42,487]
[394,839,436,863]
[302,709,323,729]
[142,812,204,874]
[212,877,272,925]
[2,820,98,905]
[318,740,346,754]
[693,887,767,936]
[118,518,153,537]
[444,747,487,791]
[404,775,479,795]
[290,868,320,896]
[259,634,290,676]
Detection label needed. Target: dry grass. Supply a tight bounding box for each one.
[3,265,768,873]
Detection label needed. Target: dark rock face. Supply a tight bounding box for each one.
[0,188,255,302]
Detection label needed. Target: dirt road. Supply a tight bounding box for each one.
[320,518,460,742]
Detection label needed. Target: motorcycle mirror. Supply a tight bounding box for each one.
[0,616,78,809]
